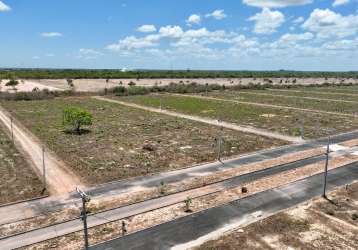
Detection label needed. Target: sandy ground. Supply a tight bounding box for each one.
[0,80,62,92]
[13,77,358,93]
[0,106,84,195]
[94,96,303,143]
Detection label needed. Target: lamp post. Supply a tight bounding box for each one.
[323,136,331,199]
[76,187,91,250]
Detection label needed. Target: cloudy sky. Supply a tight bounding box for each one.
[0,0,357,71]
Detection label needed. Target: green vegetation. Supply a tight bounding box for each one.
[0,97,284,184]
[0,127,44,204]
[206,90,358,114]
[1,69,357,79]
[63,106,93,134]
[115,94,358,138]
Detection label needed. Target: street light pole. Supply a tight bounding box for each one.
[77,187,91,250]
[323,136,331,199]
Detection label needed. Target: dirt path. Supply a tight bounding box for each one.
[173,93,358,118]
[238,91,358,104]
[0,106,84,195]
[93,96,302,143]
[269,88,358,97]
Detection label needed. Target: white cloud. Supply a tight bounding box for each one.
[41,32,63,38]
[186,14,201,26]
[302,9,358,38]
[280,32,314,42]
[78,48,103,58]
[332,0,350,7]
[0,1,10,12]
[159,25,184,38]
[206,10,227,20]
[107,35,160,51]
[248,8,285,34]
[32,56,40,60]
[137,25,156,33]
[323,38,358,50]
[293,16,305,24]
[45,53,55,57]
[243,0,313,8]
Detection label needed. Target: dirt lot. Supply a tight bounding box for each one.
[0,97,285,184]
[19,78,358,92]
[0,125,44,204]
[115,94,358,139]
[197,181,358,250]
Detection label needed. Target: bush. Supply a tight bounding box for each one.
[127,86,149,95]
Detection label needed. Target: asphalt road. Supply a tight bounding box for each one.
[90,163,358,250]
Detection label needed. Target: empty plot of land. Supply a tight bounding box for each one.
[197,181,358,250]
[114,94,358,139]
[0,97,285,185]
[0,125,43,204]
[205,90,358,114]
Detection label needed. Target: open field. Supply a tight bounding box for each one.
[2,77,357,93]
[0,97,285,185]
[205,90,358,114]
[197,181,358,250]
[113,94,358,139]
[0,125,43,204]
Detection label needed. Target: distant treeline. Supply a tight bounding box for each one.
[1,69,358,79]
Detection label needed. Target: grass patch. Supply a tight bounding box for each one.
[0,97,285,184]
[114,94,358,139]
[0,126,43,204]
[206,90,358,114]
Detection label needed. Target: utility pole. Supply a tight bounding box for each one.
[323,136,331,199]
[42,146,46,191]
[77,187,91,250]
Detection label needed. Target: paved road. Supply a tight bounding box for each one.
[93,96,303,143]
[90,163,358,250]
[0,149,331,249]
[1,130,357,226]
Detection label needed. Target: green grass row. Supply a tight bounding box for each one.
[116,94,358,139]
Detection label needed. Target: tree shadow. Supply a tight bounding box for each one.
[63,129,91,135]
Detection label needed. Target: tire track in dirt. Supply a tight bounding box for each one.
[237,91,358,104]
[0,106,84,195]
[268,88,358,98]
[93,96,303,143]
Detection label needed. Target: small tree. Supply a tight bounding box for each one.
[184,196,192,212]
[63,107,92,134]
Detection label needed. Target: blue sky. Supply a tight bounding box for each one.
[0,0,357,70]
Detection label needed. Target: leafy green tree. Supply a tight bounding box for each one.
[63,107,92,134]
